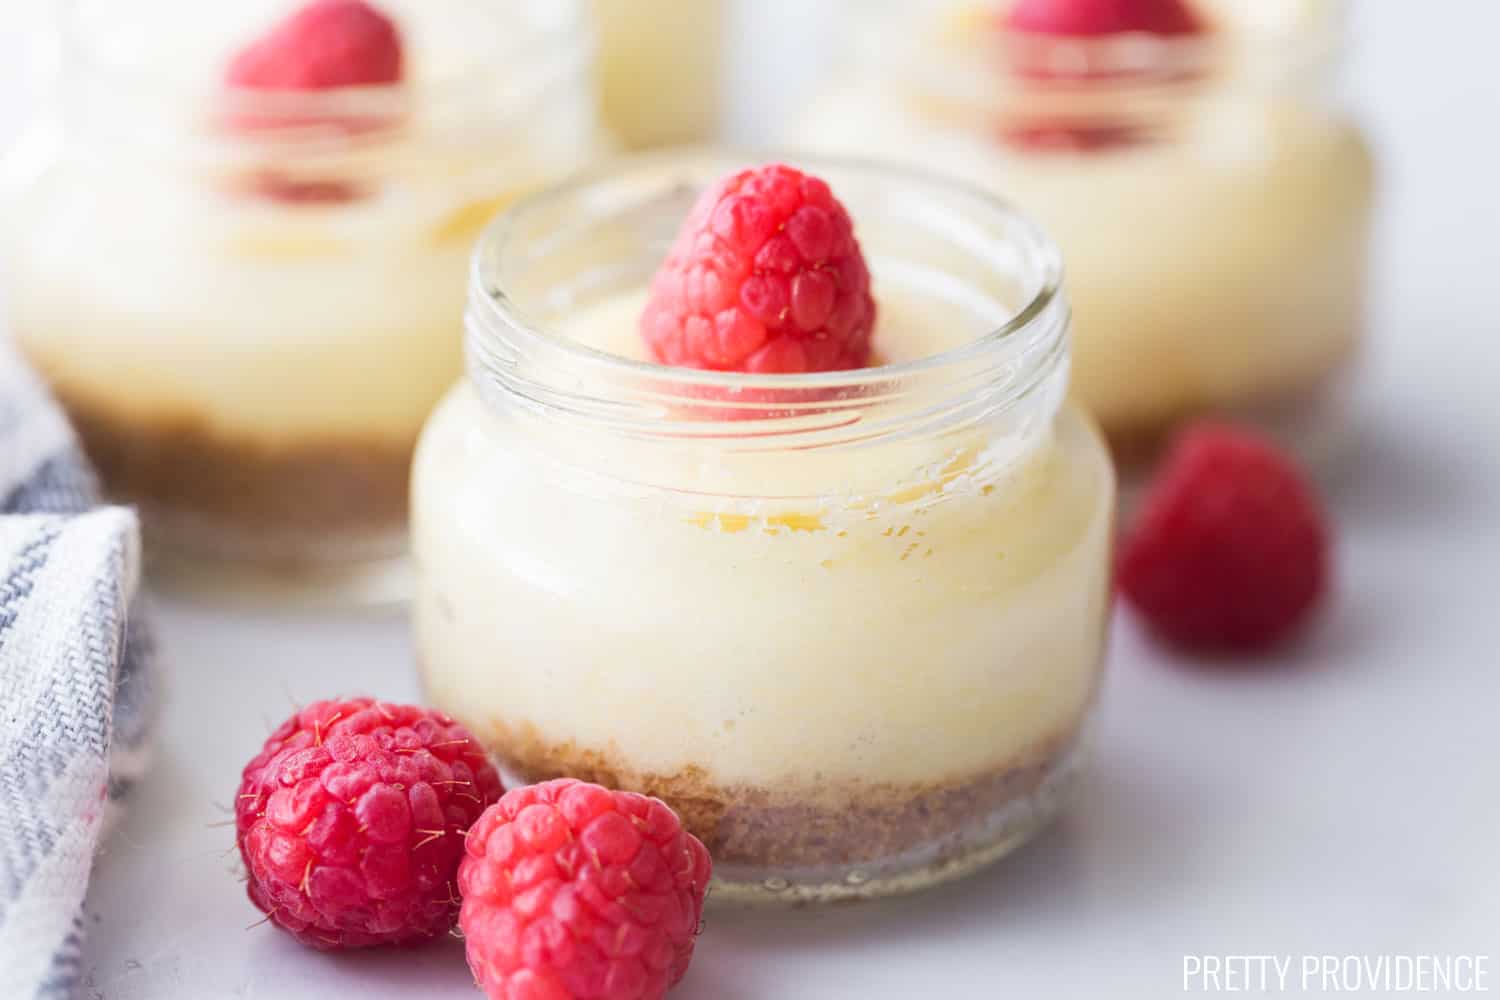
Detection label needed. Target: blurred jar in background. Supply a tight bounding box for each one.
[1,0,605,600]
[0,4,69,216]
[591,0,724,148]
[795,0,1375,468]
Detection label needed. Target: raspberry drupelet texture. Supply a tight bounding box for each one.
[1004,0,1204,38]
[459,779,713,1000]
[1118,424,1331,654]
[640,163,876,375]
[226,0,404,91]
[235,698,504,950]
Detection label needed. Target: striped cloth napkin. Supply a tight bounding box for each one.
[0,342,155,1000]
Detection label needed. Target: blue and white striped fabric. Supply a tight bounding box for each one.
[0,343,155,1000]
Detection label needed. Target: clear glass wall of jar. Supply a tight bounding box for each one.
[794,0,1375,469]
[412,154,1116,901]
[590,0,724,148]
[1,0,605,600]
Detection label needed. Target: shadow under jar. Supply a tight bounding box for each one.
[1,0,604,601]
[412,153,1116,902]
[794,0,1375,469]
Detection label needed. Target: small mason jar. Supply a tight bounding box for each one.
[412,153,1115,901]
[795,0,1375,467]
[1,0,604,600]
[590,0,724,148]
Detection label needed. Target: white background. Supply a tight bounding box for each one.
[4,2,1500,998]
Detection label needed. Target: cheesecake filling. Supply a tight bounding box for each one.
[413,280,1114,878]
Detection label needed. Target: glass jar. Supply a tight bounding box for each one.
[794,0,1375,469]
[412,153,1115,901]
[590,0,724,149]
[0,0,605,601]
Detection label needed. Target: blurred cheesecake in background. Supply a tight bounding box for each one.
[591,0,725,148]
[0,0,607,598]
[794,0,1374,467]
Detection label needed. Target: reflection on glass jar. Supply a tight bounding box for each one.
[590,0,724,148]
[1,0,605,598]
[412,154,1115,902]
[795,0,1375,467]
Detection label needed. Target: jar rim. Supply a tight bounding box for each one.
[468,149,1067,395]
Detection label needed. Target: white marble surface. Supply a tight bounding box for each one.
[5,2,1499,998]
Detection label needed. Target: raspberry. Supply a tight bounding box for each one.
[1117,424,1331,654]
[640,164,876,375]
[225,0,403,92]
[235,698,504,950]
[1003,0,1203,38]
[459,779,712,1000]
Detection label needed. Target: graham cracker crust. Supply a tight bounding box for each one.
[58,392,411,565]
[478,719,1083,870]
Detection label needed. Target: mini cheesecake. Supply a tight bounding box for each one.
[794,0,1374,462]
